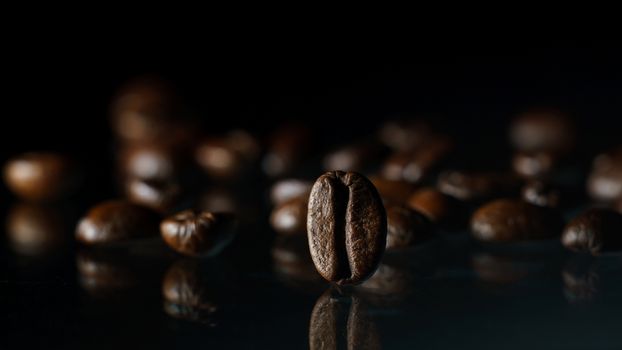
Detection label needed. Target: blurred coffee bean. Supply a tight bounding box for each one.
[369,176,416,204]
[162,259,218,323]
[521,181,560,208]
[270,195,308,235]
[438,171,522,203]
[512,151,558,179]
[119,144,181,181]
[309,289,380,350]
[471,199,563,242]
[322,142,385,172]
[561,209,622,255]
[161,210,237,257]
[110,76,196,146]
[125,178,181,213]
[562,259,599,303]
[76,200,161,245]
[378,119,432,152]
[199,188,238,214]
[381,137,453,183]
[5,203,68,255]
[3,152,79,202]
[195,130,260,179]
[587,148,622,203]
[272,236,323,291]
[509,109,575,153]
[262,125,312,178]
[407,187,457,224]
[385,204,433,249]
[269,179,312,206]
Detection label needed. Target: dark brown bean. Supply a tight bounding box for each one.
[385,204,433,249]
[119,144,180,181]
[160,210,236,257]
[369,176,416,204]
[470,199,563,242]
[322,142,384,172]
[270,195,308,235]
[407,187,455,224]
[381,137,452,183]
[269,179,312,206]
[6,203,67,255]
[195,130,260,179]
[561,209,622,255]
[512,151,558,179]
[162,260,218,322]
[307,171,387,285]
[378,119,432,152]
[309,289,380,350]
[509,109,575,153]
[521,181,560,208]
[587,148,622,203]
[198,188,238,214]
[125,178,181,212]
[3,152,79,201]
[262,125,312,177]
[76,200,161,245]
[438,171,522,203]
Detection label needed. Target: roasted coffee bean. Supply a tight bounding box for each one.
[309,289,380,350]
[76,200,161,245]
[6,203,67,255]
[323,142,384,172]
[307,171,386,285]
[125,178,181,212]
[509,109,575,153]
[381,137,452,183]
[270,195,308,235]
[385,204,433,249]
[407,187,455,224]
[119,144,180,181]
[521,181,560,208]
[270,179,312,206]
[195,130,260,179]
[561,209,622,255]
[3,152,79,201]
[587,148,622,203]
[512,151,557,179]
[199,188,238,214]
[262,125,312,177]
[369,176,416,204]
[471,199,563,242]
[378,119,432,152]
[161,210,236,257]
[162,260,218,323]
[438,171,522,203]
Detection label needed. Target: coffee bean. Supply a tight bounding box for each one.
[119,144,180,181]
[3,152,79,201]
[323,142,384,172]
[369,176,416,204]
[407,187,456,224]
[378,119,432,152]
[76,200,161,245]
[509,108,575,153]
[125,178,181,212]
[162,259,218,323]
[470,199,563,242]
[6,203,68,255]
[438,171,522,203]
[587,148,622,203]
[199,188,238,214]
[561,209,622,255]
[269,179,312,206]
[161,210,236,257]
[309,289,380,350]
[307,171,386,285]
[195,130,260,179]
[270,195,308,235]
[385,204,433,249]
[512,151,557,179]
[521,181,560,208]
[381,137,452,183]
[262,125,312,177]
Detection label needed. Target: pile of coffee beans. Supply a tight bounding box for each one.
[4,76,622,302]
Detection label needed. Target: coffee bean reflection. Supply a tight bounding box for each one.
[562,258,599,304]
[77,250,138,297]
[162,259,218,324]
[471,253,531,284]
[6,203,68,255]
[309,289,381,350]
[272,236,324,293]
[356,263,414,307]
